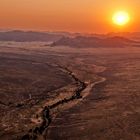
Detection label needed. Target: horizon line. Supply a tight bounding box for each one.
[0,28,140,35]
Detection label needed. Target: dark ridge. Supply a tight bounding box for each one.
[0,30,63,42]
[51,35,139,48]
[107,32,140,41]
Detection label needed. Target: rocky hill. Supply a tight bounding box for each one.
[51,36,139,48]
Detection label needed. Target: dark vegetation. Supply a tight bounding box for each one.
[21,66,87,140]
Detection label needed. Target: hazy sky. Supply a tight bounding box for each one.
[0,0,140,33]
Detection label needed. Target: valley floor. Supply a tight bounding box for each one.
[0,42,140,140]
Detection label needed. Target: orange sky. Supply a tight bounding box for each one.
[0,0,140,33]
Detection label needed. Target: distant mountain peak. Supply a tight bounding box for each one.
[51,35,139,48]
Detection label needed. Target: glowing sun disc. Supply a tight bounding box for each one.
[112,11,130,26]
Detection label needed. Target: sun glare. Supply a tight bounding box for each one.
[112,11,130,26]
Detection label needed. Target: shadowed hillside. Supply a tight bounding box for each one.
[51,36,140,48]
[0,30,63,42]
[107,32,140,41]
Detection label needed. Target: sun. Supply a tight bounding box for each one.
[112,11,130,26]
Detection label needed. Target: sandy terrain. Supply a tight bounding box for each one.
[46,53,140,140]
[0,42,140,140]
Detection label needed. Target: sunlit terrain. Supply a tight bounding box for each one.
[0,34,140,139]
[0,1,140,140]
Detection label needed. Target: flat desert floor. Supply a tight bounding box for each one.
[0,42,140,140]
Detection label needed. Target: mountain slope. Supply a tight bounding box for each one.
[51,36,139,48]
[0,30,63,42]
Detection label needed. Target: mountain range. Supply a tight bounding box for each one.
[0,30,140,48]
[0,30,63,42]
[51,36,140,48]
